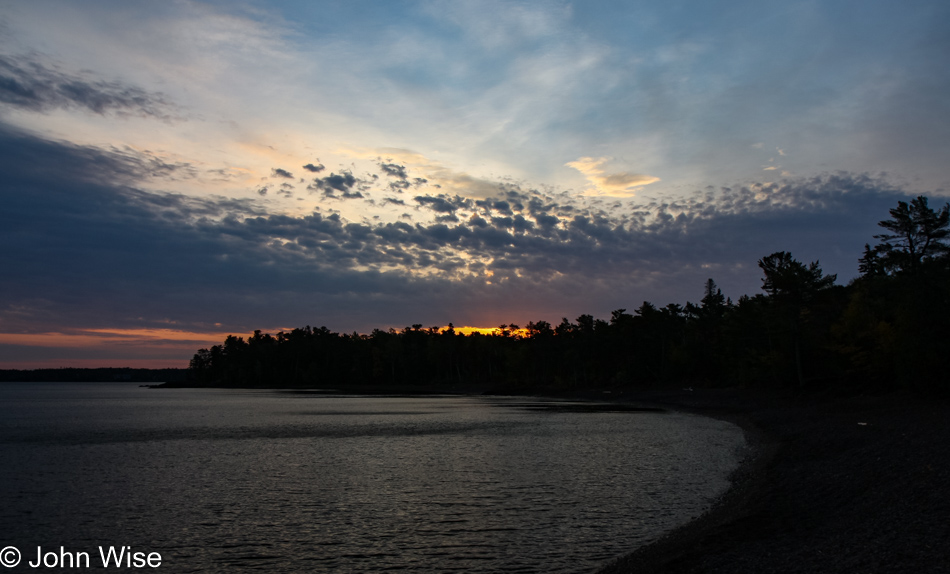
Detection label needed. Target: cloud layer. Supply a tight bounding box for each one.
[0,123,908,352]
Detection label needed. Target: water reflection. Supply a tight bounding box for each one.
[0,384,745,573]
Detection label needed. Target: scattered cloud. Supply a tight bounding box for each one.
[414,194,472,214]
[343,147,507,199]
[377,160,428,192]
[0,123,912,344]
[306,170,366,199]
[379,162,408,179]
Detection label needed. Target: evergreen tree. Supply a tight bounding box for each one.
[868,195,950,275]
[758,252,837,386]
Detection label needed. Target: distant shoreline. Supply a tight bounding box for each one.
[0,368,188,384]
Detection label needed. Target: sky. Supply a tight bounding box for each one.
[1,0,948,368]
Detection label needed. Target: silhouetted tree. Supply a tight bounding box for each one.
[867,195,950,276]
[845,196,950,390]
[758,251,837,387]
[684,278,732,382]
[186,197,949,394]
[700,278,728,316]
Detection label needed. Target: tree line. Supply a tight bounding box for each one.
[187,196,950,392]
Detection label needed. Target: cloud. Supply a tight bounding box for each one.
[343,147,505,199]
[1,0,946,369]
[566,157,660,197]
[0,121,920,359]
[271,168,294,178]
[0,123,196,187]
[379,162,408,179]
[0,53,179,120]
[307,170,366,199]
[413,194,472,214]
[376,160,429,192]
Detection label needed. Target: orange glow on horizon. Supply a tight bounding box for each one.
[84,328,243,342]
[446,326,529,337]
[0,328,267,370]
[0,328,243,348]
[0,325,540,371]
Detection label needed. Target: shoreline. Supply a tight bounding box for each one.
[593,388,777,574]
[592,387,950,573]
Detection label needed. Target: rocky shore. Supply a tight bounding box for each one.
[596,387,950,574]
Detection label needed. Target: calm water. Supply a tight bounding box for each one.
[0,383,745,573]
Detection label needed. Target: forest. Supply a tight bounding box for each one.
[186,196,950,393]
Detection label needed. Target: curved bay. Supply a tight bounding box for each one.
[0,383,745,573]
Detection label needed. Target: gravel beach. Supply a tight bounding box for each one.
[595,387,950,574]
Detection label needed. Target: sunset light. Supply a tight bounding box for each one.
[1,3,948,573]
[0,0,947,369]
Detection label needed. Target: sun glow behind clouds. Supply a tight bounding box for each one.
[0,0,947,369]
[448,326,530,337]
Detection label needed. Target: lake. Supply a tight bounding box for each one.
[0,383,745,573]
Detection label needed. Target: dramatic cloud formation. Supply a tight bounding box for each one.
[0,121,910,367]
[0,0,946,367]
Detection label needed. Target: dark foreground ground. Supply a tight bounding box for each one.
[592,387,950,574]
